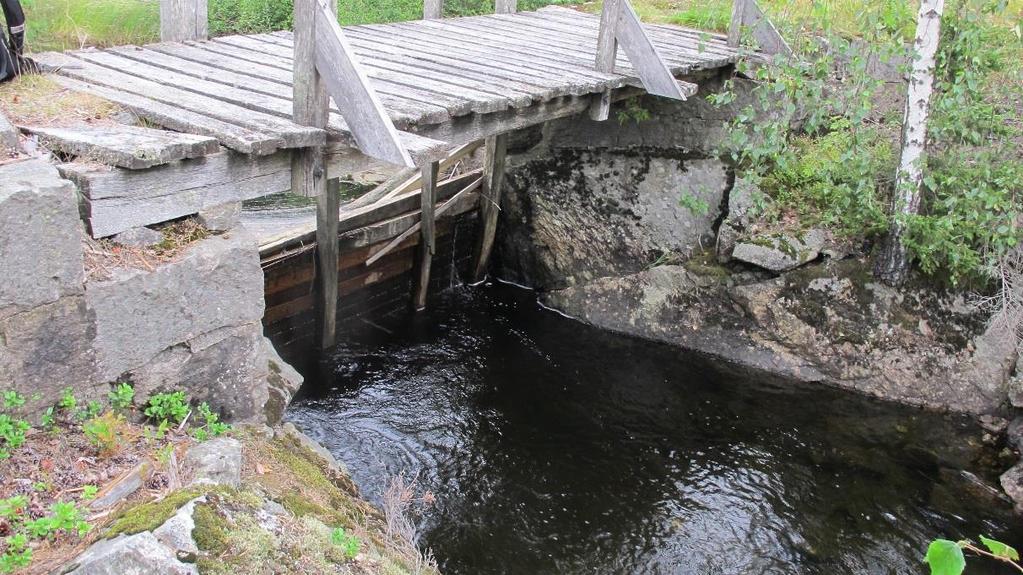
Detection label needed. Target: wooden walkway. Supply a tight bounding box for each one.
[33,6,741,161]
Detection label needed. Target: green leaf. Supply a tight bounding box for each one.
[925,540,966,575]
[979,535,1020,561]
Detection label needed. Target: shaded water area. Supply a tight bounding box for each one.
[282,283,1023,575]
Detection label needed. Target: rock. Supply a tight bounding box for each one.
[498,149,729,289]
[979,414,1010,436]
[716,177,761,263]
[183,437,243,487]
[197,202,241,232]
[64,532,198,575]
[1008,417,1023,452]
[1009,356,1023,408]
[128,322,282,423]
[1000,462,1023,513]
[0,160,85,321]
[112,226,164,249]
[263,339,303,425]
[0,296,100,416]
[0,110,18,151]
[731,230,827,272]
[153,497,205,554]
[90,462,153,511]
[86,228,264,381]
[281,422,347,474]
[541,259,1015,414]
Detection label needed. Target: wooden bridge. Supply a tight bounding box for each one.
[22,0,786,348]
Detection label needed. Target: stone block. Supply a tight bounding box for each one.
[0,295,100,415]
[197,201,242,232]
[113,226,164,248]
[153,497,204,554]
[184,437,243,487]
[0,160,85,320]
[86,228,264,380]
[732,230,827,273]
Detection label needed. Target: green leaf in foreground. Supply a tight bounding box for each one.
[979,535,1020,561]
[925,539,966,575]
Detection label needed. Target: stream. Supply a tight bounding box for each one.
[283,283,1023,575]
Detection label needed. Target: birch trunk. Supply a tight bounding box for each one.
[874,0,945,286]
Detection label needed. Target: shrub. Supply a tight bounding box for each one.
[144,391,190,425]
[330,527,361,559]
[83,412,130,457]
[192,403,231,442]
[109,382,135,412]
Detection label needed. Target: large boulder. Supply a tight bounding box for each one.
[731,229,827,272]
[542,259,1016,414]
[497,148,729,290]
[0,160,85,320]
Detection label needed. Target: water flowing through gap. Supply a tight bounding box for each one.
[280,283,1023,575]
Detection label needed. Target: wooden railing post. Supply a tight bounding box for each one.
[160,0,208,42]
[424,0,443,19]
[589,0,621,121]
[495,0,517,14]
[727,0,747,47]
[294,0,338,348]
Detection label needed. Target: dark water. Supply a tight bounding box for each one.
[284,283,1022,575]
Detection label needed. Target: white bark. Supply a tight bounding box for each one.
[875,0,945,285]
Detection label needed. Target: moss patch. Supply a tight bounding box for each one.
[105,487,210,538]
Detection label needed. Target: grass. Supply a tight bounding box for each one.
[0,74,119,125]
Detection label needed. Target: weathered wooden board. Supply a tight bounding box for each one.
[160,0,207,42]
[23,124,219,169]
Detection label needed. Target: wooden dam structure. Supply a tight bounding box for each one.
[16,0,787,349]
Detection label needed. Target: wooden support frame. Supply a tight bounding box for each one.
[471,133,508,282]
[727,0,791,56]
[160,0,208,42]
[495,0,517,14]
[412,161,440,310]
[589,0,698,121]
[315,178,341,348]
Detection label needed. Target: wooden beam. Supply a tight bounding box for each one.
[727,0,791,55]
[23,124,219,170]
[315,178,341,348]
[589,0,621,121]
[471,133,508,282]
[412,161,439,310]
[424,0,443,19]
[495,0,517,14]
[613,1,695,100]
[314,0,413,167]
[160,0,207,42]
[365,176,482,266]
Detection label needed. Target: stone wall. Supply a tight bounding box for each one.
[0,160,301,423]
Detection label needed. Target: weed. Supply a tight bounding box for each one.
[81,485,99,501]
[192,402,231,442]
[0,414,29,461]
[58,388,77,412]
[616,97,652,125]
[109,382,135,412]
[330,527,361,559]
[1,392,24,411]
[2,499,90,572]
[144,391,190,425]
[83,411,130,458]
[39,406,55,430]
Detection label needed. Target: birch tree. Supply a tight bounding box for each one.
[874,0,946,286]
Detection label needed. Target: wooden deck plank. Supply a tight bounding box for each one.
[23,123,219,169]
[33,51,325,150]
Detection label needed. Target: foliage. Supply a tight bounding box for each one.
[678,193,711,216]
[616,98,652,125]
[1,497,90,573]
[109,382,136,412]
[709,0,1021,286]
[330,527,362,559]
[58,388,77,412]
[83,411,131,457]
[144,391,190,425]
[192,402,232,442]
[926,536,1022,574]
[0,393,29,461]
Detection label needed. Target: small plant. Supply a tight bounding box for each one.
[679,192,711,216]
[1,392,24,411]
[58,388,77,412]
[144,391,190,425]
[108,382,135,412]
[81,485,99,501]
[39,406,55,430]
[83,412,130,458]
[23,502,90,540]
[0,414,29,461]
[0,534,31,573]
[926,535,1022,574]
[330,527,361,560]
[616,97,652,125]
[1,498,90,573]
[192,402,231,442]
[77,400,103,421]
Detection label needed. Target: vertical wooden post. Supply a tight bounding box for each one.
[471,133,509,282]
[294,0,337,348]
[424,0,443,19]
[412,161,440,311]
[160,0,208,42]
[727,0,746,47]
[495,0,517,14]
[589,0,621,121]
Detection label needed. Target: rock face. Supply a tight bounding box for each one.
[542,260,1015,414]
[65,532,198,575]
[497,148,729,290]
